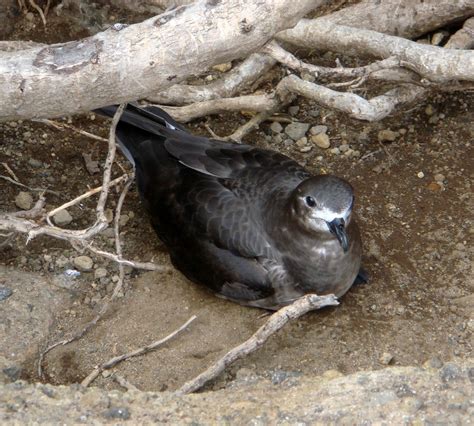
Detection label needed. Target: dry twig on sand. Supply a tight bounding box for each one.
[179,294,339,394]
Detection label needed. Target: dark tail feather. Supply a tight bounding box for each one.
[93,103,186,165]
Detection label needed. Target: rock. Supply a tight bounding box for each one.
[301,72,316,82]
[299,146,312,153]
[103,407,131,420]
[269,121,283,133]
[378,129,398,142]
[94,268,107,280]
[295,137,307,147]
[14,192,33,210]
[431,31,449,46]
[379,352,394,365]
[339,143,350,153]
[284,122,310,141]
[0,286,13,302]
[119,214,130,227]
[53,209,73,226]
[330,147,340,155]
[73,256,94,272]
[288,106,300,116]
[82,153,100,175]
[0,267,70,384]
[427,182,441,192]
[434,173,445,183]
[417,171,425,179]
[28,158,42,168]
[309,125,328,136]
[311,133,330,149]
[425,105,435,116]
[212,62,232,73]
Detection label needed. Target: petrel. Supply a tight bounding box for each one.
[95,104,365,309]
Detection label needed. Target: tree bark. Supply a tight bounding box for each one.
[0,0,326,121]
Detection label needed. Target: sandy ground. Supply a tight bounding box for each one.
[0,9,472,393]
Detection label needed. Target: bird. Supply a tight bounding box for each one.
[95,104,365,310]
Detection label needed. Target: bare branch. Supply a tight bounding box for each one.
[179,294,338,394]
[81,315,197,387]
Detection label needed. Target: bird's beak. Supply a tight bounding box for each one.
[328,218,349,252]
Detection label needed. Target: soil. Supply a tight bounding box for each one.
[0,8,472,394]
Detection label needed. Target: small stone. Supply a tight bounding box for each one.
[2,366,22,381]
[270,122,283,133]
[103,407,130,420]
[301,72,315,82]
[379,352,394,365]
[288,106,300,116]
[321,369,344,380]
[28,158,42,168]
[104,208,114,223]
[119,214,129,227]
[330,147,340,155]
[434,173,445,182]
[427,182,441,191]
[352,150,361,158]
[284,122,310,141]
[53,209,73,226]
[311,133,330,149]
[73,256,94,272]
[423,357,443,369]
[417,171,425,178]
[299,146,312,153]
[0,286,13,301]
[15,192,33,210]
[212,62,232,73]
[309,125,328,136]
[25,12,35,21]
[344,148,354,157]
[339,143,350,153]
[428,115,439,125]
[440,363,463,382]
[94,268,107,280]
[431,31,449,46]
[398,128,407,135]
[425,105,435,116]
[378,129,398,142]
[295,137,307,147]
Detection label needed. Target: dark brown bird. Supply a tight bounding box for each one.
[96,104,365,309]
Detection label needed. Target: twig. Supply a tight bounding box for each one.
[34,119,108,143]
[45,174,129,226]
[113,374,140,392]
[28,0,47,26]
[0,174,61,197]
[178,294,338,394]
[81,315,197,387]
[2,163,19,182]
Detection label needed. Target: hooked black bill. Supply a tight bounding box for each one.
[328,218,349,252]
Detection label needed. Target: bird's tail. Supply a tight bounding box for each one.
[93,103,185,165]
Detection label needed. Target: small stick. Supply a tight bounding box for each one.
[35,119,108,143]
[45,174,129,225]
[0,174,61,197]
[178,294,338,394]
[113,374,140,392]
[28,0,47,26]
[2,163,19,182]
[81,315,197,387]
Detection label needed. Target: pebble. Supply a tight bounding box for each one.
[434,173,445,182]
[73,256,94,272]
[299,146,312,153]
[311,133,330,149]
[94,268,108,280]
[0,286,13,301]
[425,105,435,116]
[28,158,42,168]
[417,171,425,178]
[284,122,310,141]
[309,125,328,136]
[427,182,441,192]
[212,62,232,73]
[295,137,307,147]
[339,143,350,153]
[431,31,449,46]
[270,122,283,133]
[379,352,394,365]
[288,106,300,116]
[103,407,131,420]
[119,214,129,227]
[105,209,114,223]
[301,72,315,82]
[53,209,73,226]
[378,129,398,142]
[15,191,33,210]
[330,147,340,155]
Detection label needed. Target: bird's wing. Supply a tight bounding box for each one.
[180,175,274,259]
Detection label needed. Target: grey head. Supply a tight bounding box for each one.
[290,175,355,252]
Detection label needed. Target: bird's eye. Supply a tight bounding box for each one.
[305,196,316,208]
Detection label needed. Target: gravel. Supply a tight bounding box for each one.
[311,133,330,149]
[0,286,13,301]
[378,129,399,142]
[270,122,283,133]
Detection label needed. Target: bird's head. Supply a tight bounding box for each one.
[291,175,355,252]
